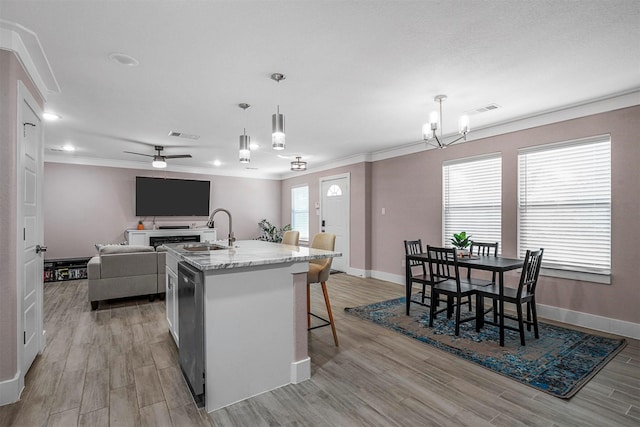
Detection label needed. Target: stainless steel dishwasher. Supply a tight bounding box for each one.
[178,261,205,407]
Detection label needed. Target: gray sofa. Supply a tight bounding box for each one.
[88,245,166,310]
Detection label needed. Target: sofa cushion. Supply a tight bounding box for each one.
[100,252,158,278]
[100,245,154,255]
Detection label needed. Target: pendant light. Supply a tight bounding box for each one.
[271,73,286,150]
[238,103,251,163]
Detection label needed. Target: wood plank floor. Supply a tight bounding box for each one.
[0,274,638,426]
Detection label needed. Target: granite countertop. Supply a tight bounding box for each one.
[162,239,342,271]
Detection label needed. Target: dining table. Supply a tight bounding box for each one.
[405,252,524,346]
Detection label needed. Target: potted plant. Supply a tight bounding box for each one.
[137,220,144,230]
[257,219,292,243]
[450,231,471,256]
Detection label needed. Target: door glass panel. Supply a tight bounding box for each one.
[326,184,342,197]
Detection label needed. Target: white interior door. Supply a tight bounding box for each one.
[19,88,44,374]
[320,175,349,272]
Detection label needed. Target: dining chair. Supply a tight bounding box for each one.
[464,241,499,309]
[476,248,544,345]
[281,230,300,245]
[307,233,339,346]
[426,246,482,336]
[404,239,436,312]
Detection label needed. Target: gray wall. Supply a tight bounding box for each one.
[43,163,282,259]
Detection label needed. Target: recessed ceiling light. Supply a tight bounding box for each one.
[62,144,75,152]
[43,112,61,121]
[108,52,139,67]
[213,160,222,167]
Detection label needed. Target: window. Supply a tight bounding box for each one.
[443,154,502,251]
[291,185,309,241]
[326,184,342,197]
[518,135,611,275]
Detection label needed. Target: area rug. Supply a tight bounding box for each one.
[344,296,626,399]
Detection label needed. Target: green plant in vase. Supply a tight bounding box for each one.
[451,231,471,256]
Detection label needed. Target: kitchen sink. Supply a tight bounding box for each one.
[182,243,228,252]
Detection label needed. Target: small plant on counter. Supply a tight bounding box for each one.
[450,231,472,251]
[257,219,292,243]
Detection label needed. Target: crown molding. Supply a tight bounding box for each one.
[0,19,60,101]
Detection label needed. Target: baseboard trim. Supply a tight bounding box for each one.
[346,267,370,278]
[290,357,311,384]
[366,269,639,340]
[536,304,640,340]
[0,370,23,406]
[370,270,404,285]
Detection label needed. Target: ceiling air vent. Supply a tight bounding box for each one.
[473,103,501,114]
[168,131,200,140]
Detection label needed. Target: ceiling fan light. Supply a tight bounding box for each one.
[152,156,167,168]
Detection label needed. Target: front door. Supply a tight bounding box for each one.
[19,87,44,373]
[320,175,349,272]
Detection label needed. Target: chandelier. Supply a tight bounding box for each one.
[290,156,307,171]
[422,94,470,148]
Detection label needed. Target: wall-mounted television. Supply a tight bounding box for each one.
[135,176,210,217]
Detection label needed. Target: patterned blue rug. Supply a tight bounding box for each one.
[345,296,626,398]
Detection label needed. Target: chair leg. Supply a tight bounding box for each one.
[321,281,339,347]
[516,303,525,346]
[467,295,472,311]
[307,283,311,330]
[530,298,539,339]
[454,299,461,336]
[526,301,532,331]
[429,288,436,327]
[492,299,498,323]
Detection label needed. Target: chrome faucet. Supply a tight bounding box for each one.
[207,208,235,247]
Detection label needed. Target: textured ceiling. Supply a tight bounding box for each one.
[2,0,639,178]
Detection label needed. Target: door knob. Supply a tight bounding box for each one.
[36,245,47,254]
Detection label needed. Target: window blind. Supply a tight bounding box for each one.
[291,186,309,240]
[443,154,502,252]
[518,135,611,274]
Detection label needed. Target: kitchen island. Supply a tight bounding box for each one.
[163,239,341,413]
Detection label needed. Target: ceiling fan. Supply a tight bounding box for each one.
[124,145,192,168]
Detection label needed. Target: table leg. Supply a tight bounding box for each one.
[405,257,411,315]
[499,271,505,347]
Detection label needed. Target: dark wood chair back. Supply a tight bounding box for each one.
[517,249,544,298]
[404,239,425,267]
[470,241,499,256]
[426,246,461,289]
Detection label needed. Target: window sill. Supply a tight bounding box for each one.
[539,267,611,284]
